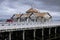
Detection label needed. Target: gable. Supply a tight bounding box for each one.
[30,13,36,19]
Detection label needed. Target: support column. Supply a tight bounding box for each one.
[9,32,11,40]
[34,29,36,40]
[55,27,57,38]
[23,30,25,40]
[49,28,51,37]
[42,28,44,40]
[27,18,29,23]
[49,28,51,40]
[18,19,20,23]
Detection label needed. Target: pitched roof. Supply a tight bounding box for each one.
[11,14,22,19]
[26,8,38,13]
[15,14,21,17]
[34,12,51,17]
[21,13,31,18]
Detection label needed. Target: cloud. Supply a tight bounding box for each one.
[33,0,60,12]
[38,9,60,17]
[0,0,31,15]
[0,0,60,19]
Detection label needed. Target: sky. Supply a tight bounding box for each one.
[0,0,60,19]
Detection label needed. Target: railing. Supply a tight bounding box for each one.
[0,21,60,32]
[0,21,60,40]
[0,21,60,26]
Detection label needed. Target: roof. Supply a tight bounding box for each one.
[33,12,51,17]
[26,8,38,13]
[15,14,21,17]
[21,12,51,18]
[11,14,22,19]
[21,13,31,18]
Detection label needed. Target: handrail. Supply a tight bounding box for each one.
[0,21,60,26]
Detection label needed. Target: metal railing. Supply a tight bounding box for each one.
[0,21,60,26]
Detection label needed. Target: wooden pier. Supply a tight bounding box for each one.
[0,22,60,40]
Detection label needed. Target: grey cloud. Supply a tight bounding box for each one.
[32,0,60,12]
[35,0,60,6]
[0,0,4,4]
[1,0,60,12]
[0,0,60,16]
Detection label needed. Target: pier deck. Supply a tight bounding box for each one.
[0,22,60,32]
[0,22,60,40]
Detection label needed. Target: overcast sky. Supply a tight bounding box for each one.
[0,0,60,19]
